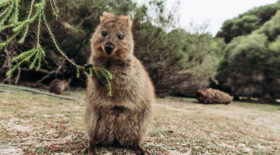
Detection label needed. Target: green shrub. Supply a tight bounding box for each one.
[217,11,280,101]
[217,2,280,43]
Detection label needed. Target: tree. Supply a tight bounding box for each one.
[1,0,225,97]
[217,2,280,43]
[217,11,280,102]
[0,0,113,95]
[135,26,225,96]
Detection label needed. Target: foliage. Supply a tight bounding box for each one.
[217,11,280,101]
[0,0,225,97]
[0,0,112,95]
[135,27,225,96]
[217,2,280,43]
[1,0,49,72]
[256,10,280,41]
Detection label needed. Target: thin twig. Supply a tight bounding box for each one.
[36,70,56,83]
[77,13,95,28]
[27,0,35,19]
[51,0,59,15]
[0,6,9,18]
[36,11,42,48]
[42,10,83,70]
[14,66,21,84]
[2,48,12,83]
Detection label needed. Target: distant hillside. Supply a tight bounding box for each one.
[217,1,280,43]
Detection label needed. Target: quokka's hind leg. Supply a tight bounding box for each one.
[133,143,147,155]
[85,138,96,155]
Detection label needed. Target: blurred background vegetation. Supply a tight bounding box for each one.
[0,0,279,103]
[216,1,280,102]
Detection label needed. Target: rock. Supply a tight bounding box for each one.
[196,88,233,104]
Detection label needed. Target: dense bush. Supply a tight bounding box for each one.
[217,1,280,43]
[217,11,280,101]
[141,29,225,96]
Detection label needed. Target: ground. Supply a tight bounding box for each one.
[0,86,280,155]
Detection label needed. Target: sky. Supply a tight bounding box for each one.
[175,0,278,35]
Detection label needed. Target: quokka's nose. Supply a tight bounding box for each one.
[104,43,115,54]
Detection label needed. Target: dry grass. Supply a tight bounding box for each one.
[0,87,280,154]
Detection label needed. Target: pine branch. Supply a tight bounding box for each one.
[42,10,83,70]
[0,0,113,96]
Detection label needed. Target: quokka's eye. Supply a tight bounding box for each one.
[118,34,124,40]
[102,31,107,37]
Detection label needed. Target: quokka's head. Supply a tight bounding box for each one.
[90,12,134,59]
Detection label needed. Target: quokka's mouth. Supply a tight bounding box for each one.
[97,46,122,57]
[104,43,115,55]
[98,46,118,55]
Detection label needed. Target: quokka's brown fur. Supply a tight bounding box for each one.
[85,12,155,155]
[49,79,70,95]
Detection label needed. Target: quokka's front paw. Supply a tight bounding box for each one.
[84,145,96,155]
[96,76,107,86]
[134,144,147,155]
[85,64,107,86]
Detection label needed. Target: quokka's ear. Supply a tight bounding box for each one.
[100,12,114,23]
[118,15,132,29]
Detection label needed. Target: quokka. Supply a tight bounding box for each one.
[84,12,155,155]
